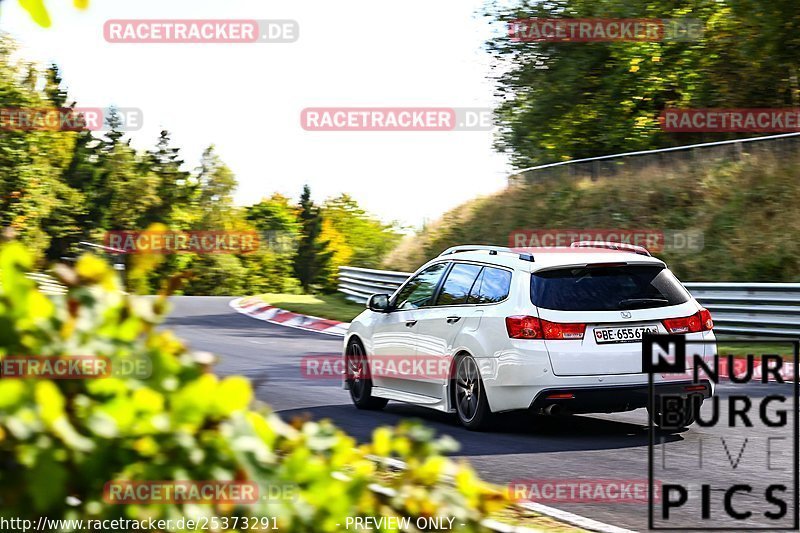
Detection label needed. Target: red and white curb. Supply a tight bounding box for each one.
[230,297,349,337]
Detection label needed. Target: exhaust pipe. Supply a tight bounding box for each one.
[544,404,561,416]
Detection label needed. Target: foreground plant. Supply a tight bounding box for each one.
[0,242,505,532]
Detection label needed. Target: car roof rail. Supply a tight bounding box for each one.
[439,245,512,256]
[570,240,651,257]
[439,245,534,262]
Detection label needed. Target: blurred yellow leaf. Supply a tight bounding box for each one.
[417,456,446,484]
[18,0,51,27]
[455,466,478,496]
[27,290,54,319]
[74,0,89,9]
[35,381,64,425]
[75,254,109,283]
[0,380,26,409]
[214,376,253,415]
[133,387,164,413]
[372,426,391,457]
[132,436,158,456]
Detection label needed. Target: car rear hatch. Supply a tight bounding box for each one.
[530,263,702,376]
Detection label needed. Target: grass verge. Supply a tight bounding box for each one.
[717,341,796,360]
[254,292,365,322]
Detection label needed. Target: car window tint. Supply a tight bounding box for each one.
[393,263,448,310]
[435,263,483,306]
[468,267,512,304]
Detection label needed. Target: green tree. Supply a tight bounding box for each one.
[43,64,68,107]
[244,194,301,292]
[322,194,402,268]
[293,185,332,292]
[194,145,237,229]
[246,193,301,237]
[0,37,76,263]
[141,130,192,226]
[485,0,800,167]
[107,146,161,228]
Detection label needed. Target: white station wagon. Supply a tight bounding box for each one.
[343,243,715,430]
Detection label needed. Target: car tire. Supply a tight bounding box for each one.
[453,354,492,431]
[345,339,388,411]
[648,396,699,430]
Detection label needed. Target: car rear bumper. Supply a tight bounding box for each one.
[528,380,713,414]
[479,331,717,413]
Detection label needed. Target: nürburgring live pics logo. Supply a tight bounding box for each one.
[643,335,799,530]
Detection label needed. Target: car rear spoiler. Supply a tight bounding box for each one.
[570,241,651,257]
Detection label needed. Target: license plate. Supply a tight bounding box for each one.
[594,325,659,344]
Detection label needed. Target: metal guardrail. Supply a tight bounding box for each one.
[26,273,67,295]
[509,132,800,184]
[685,283,800,338]
[338,266,411,303]
[339,267,800,338]
[0,272,68,295]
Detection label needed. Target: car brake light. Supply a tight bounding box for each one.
[541,319,586,340]
[506,316,585,340]
[662,308,713,334]
[699,308,713,331]
[505,316,542,339]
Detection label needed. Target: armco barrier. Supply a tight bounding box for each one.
[339,266,800,338]
[0,272,67,296]
[26,273,67,295]
[338,266,411,304]
[684,283,800,338]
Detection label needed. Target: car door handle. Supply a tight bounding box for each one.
[405,320,417,327]
[446,316,461,324]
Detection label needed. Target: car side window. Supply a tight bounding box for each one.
[468,267,512,304]
[393,263,448,310]
[435,263,483,306]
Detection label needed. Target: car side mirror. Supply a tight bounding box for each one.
[367,294,390,312]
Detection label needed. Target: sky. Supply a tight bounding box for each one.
[0,0,512,228]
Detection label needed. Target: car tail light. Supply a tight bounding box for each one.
[699,308,713,330]
[506,316,585,340]
[505,316,543,339]
[662,308,713,334]
[541,319,586,340]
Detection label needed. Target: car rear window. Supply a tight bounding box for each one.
[530,265,690,311]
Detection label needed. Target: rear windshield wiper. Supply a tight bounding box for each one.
[617,298,669,309]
